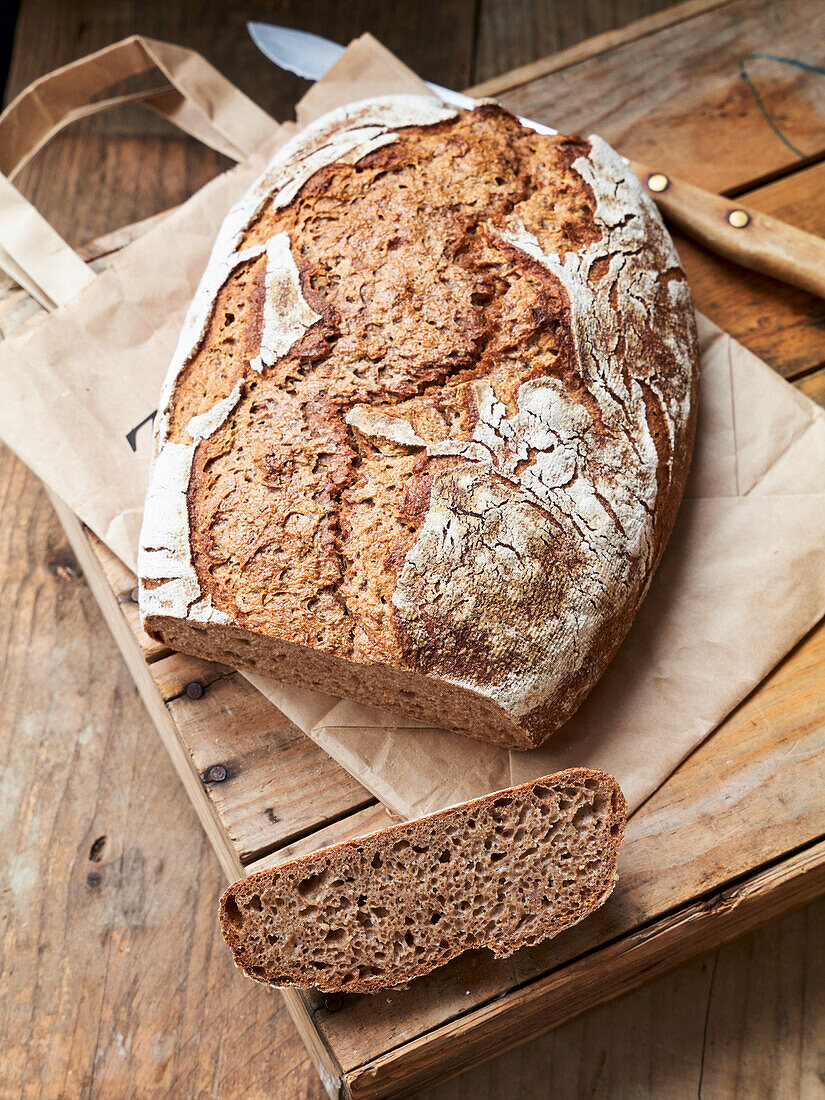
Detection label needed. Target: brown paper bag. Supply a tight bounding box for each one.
[0,36,290,567]
[1,35,824,824]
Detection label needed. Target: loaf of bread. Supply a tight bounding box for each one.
[139,95,698,749]
[220,768,625,993]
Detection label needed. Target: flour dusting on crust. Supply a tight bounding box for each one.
[392,135,696,721]
[250,233,322,372]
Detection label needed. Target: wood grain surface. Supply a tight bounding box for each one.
[2,1,825,1098]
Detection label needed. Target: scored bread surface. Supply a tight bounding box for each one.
[139,95,699,749]
[220,769,626,993]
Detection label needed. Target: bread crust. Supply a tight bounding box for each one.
[219,768,627,993]
[139,95,699,748]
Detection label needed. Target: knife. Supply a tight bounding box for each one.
[248,21,825,301]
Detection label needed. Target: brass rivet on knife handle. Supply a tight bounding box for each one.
[727,209,751,229]
[646,172,670,193]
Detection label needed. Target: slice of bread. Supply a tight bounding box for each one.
[219,769,626,993]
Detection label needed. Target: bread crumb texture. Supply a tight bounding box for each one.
[220,769,626,993]
[140,95,698,746]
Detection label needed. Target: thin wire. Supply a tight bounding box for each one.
[738,53,825,159]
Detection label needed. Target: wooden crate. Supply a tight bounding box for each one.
[4,0,825,1095]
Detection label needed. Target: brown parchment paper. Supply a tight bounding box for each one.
[1,35,824,822]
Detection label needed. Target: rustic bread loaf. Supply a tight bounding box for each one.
[219,768,626,993]
[139,94,699,749]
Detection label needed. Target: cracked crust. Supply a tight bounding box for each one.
[139,96,698,749]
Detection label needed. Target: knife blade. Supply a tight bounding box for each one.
[247,21,825,302]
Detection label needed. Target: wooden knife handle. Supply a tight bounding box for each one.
[631,161,825,301]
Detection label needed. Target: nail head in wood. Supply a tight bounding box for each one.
[49,559,77,582]
[727,208,751,228]
[185,681,204,700]
[324,993,344,1012]
[646,172,670,193]
[207,764,227,783]
[129,586,140,603]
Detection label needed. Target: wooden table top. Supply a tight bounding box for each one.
[2,1,825,1097]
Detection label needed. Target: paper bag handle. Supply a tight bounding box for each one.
[0,36,279,310]
[0,35,278,178]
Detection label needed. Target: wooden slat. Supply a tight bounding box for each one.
[77,207,176,262]
[167,672,374,864]
[473,0,699,84]
[343,838,825,1099]
[470,0,734,93]
[315,615,825,1069]
[798,365,825,406]
[150,650,232,702]
[82,532,377,868]
[493,0,825,194]
[68,509,378,883]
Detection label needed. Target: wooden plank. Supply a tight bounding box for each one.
[470,0,734,92]
[316,614,825,1068]
[77,207,176,262]
[473,0,691,85]
[343,839,825,1099]
[492,0,825,194]
[693,901,825,1098]
[79,539,376,870]
[280,990,348,1100]
[409,896,825,1099]
[150,649,232,702]
[167,672,374,864]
